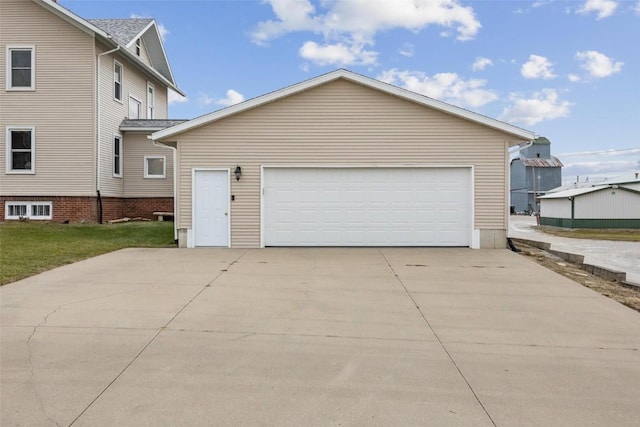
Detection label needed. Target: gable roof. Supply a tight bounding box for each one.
[32,0,183,95]
[539,185,640,199]
[151,69,536,142]
[87,18,153,46]
[120,119,188,132]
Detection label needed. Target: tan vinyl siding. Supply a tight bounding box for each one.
[123,133,174,197]
[173,79,519,248]
[0,0,95,196]
[128,37,152,67]
[97,43,169,197]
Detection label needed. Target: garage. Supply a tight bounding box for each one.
[151,69,536,249]
[263,167,471,246]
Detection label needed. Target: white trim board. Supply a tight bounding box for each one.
[152,69,535,142]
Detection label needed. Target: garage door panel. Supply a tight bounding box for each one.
[264,167,470,246]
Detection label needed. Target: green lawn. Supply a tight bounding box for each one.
[539,226,640,242]
[0,221,176,285]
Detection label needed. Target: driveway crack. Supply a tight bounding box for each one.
[68,249,249,426]
[379,249,497,427]
[24,289,142,427]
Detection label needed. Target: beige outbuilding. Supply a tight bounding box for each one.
[152,70,535,249]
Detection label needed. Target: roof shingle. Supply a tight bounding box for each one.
[87,18,153,46]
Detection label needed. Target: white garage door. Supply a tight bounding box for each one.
[264,167,471,246]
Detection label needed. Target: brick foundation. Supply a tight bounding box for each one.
[124,197,174,219]
[1,196,173,223]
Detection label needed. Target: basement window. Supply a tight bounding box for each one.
[5,201,52,220]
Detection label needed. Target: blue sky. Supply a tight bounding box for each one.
[63,0,640,183]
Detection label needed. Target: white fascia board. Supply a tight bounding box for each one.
[33,0,111,38]
[152,69,535,142]
[118,47,184,95]
[32,0,184,96]
[127,21,178,85]
[125,20,156,48]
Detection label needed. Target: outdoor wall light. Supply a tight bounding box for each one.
[235,166,242,181]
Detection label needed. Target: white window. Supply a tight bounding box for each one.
[147,82,155,119]
[114,60,123,102]
[128,96,141,119]
[6,126,35,174]
[113,135,122,177]
[144,156,166,178]
[5,201,52,220]
[135,38,141,56]
[6,46,35,91]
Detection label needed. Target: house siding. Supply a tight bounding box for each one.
[97,42,169,197]
[123,133,174,197]
[173,79,519,248]
[0,0,95,197]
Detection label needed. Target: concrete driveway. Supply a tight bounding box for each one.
[2,248,639,426]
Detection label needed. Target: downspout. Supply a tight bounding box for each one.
[152,140,178,242]
[96,44,120,224]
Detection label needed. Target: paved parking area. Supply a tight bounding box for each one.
[2,248,639,426]
[509,215,640,284]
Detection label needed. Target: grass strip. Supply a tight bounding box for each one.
[0,221,175,285]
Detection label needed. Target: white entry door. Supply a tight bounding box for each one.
[194,170,229,247]
[264,167,471,247]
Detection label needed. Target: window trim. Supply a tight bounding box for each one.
[5,201,52,220]
[113,60,123,103]
[147,82,155,119]
[113,134,123,178]
[6,46,35,91]
[128,95,142,119]
[144,155,166,179]
[5,126,35,174]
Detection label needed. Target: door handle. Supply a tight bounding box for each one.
[224,212,228,216]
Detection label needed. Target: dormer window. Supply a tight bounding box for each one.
[135,38,141,56]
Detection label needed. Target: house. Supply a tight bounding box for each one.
[151,70,535,249]
[538,183,640,229]
[510,137,563,214]
[0,0,184,222]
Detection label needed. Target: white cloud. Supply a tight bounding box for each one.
[299,40,377,66]
[472,57,493,71]
[215,89,245,107]
[521,55,556,79]
[198,93,215,106]
[168,89,187,105]
[398,43,415,58]
[635,1,640,15]
[568,74,581,82]
[157,23,169,42]
[499,89,572,125]
[576,0,618,19]
[252,0,481,65]
[378,69,498,108]
[576,50,623,78]
[558,147,640,157]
